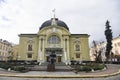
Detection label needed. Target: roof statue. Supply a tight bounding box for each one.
[39,9,69,30]
[51,9,57,26]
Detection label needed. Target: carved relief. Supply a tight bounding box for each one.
[27,38,34,44]
[74,38,80,44]
[27,40,34,44]
[46,29,52,34]
[52,27,57,32]
[46,27,62,34]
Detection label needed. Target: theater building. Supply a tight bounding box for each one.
[18,17,90,65]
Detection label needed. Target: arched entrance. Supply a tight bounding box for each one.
[46,48,62,63]
[46,35,62,63]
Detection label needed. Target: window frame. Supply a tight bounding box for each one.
[76,53,80,58]
[48,35,60,44]
[27,53,32,58]
[28,44,33,51]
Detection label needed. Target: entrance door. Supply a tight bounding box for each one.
[46,56,62,63]
[45,48,62,63]
[58,56,61,62]
[46,56,50,62]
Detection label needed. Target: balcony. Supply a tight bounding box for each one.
[47,44,61,48]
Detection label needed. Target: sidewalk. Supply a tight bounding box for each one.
[0,64,120,78]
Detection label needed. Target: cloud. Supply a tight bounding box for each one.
[0,0,5,4]
[1,16,10,21]
[0,0,119,44]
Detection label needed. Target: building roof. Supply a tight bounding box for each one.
[39,18,69,30]
[18,34,37,37]
[71,34,89,35]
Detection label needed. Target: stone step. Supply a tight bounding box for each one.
[40,62,66,66]
[28,66,73,71]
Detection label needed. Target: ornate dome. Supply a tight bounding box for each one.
[39,18,69,30]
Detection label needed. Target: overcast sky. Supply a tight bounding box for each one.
[0,0,120,44]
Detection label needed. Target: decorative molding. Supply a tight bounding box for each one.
[27,40,34,44]
[74,38,80,44]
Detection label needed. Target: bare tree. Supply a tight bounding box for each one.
[92,40,102,63]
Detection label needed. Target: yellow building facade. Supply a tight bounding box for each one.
[18,18,90,65]
[12,45,19,60]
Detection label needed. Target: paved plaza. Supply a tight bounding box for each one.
[0,75,120,80]
[0,64,120,80]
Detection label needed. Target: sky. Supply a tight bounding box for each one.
[0,0,120,44]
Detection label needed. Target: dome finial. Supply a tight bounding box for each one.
[51,9,57,26]
[52,8,56,18]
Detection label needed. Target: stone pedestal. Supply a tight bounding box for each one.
[47,64,55,71]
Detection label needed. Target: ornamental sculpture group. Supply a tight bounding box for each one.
[47,51,56,71]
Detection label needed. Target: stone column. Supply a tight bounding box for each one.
[37,38,40,63]
[38,36,45,65]
[67,38,70,64]
[63,38,67,62]
[64,37,69,65]
[42,38,45,62]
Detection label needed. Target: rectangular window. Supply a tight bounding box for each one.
[115,43,117,47]
[3,46,4,50]
[115,50,119,54]
[76,53,80,58]
[27,53,32,58]
[118,42,120,46]
[0,45,1,49]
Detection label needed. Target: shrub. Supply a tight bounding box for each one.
[78,66,91,72]
[0,62,13,70]
[92,64,105,70]
[14,66,26,72]
[71,63,105,72]
[0,62,28,72]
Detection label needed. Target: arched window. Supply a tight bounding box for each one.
[28,44,32,51]
[75,44,80,51]
[48,35,60,44]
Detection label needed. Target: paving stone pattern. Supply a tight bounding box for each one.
[0,64,120,80]
[0,75,120,80]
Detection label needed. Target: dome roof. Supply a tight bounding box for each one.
[39,18,69,30]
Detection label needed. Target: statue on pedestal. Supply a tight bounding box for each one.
[50,51,56,64]
[47,51,56,71]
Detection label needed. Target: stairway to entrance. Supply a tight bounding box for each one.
[28,62,72,71]
[40,62,66,66]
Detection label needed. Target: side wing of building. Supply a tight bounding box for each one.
[69,34,90,61]
[18,34,38,61]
